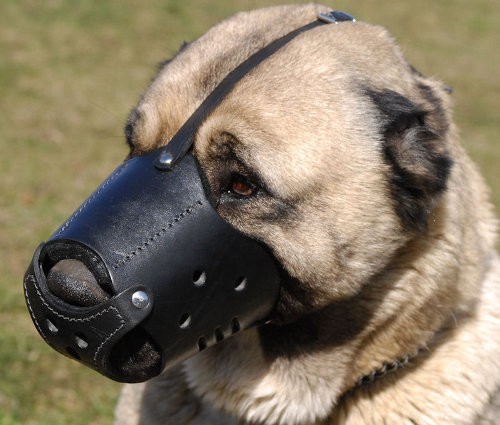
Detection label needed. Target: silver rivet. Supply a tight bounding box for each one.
[158,152,174,166]
[131,291,149,309]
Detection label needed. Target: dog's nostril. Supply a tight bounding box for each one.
[47,259,110,307]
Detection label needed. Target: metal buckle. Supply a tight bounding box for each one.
[318,11,356,24]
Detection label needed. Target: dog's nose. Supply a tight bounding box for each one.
[47,259,110,307]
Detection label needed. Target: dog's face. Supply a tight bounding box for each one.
[125,4,452,328]
[25,4,499,423]
[123,8,462,419]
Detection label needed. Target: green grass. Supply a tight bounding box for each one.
[1,0,498,423]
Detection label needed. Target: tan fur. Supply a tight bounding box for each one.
[116,4,500,424]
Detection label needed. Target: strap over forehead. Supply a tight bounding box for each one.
[154,11,356,170]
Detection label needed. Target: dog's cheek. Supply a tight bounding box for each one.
[237,213,353,319]
[208,159,407,322]
[213,197,323,319]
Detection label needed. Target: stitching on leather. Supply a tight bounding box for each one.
[24,275,47,341]
[26,273,123,323]
[24,273,126,369]
[94,322,125,367]
[53,162,130,238]
[112,200,203,270]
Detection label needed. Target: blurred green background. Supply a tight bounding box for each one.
[1,0,498,424]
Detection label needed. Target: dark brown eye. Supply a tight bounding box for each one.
[229,174,255,197]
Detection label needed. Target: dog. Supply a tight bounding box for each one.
[113,3,500,424]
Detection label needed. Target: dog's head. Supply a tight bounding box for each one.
[25,4,457,389]
[128,4,454,322]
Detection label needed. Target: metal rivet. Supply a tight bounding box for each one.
[318,11,356,24]
[158,152,174,166]
[131,291,149,309]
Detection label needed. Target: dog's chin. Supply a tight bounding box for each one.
[109,328,163,383]
[267,265,327,325]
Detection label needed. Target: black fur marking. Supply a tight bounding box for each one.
[366,88,452,233]
[259,270,379,360]
[256,197,299,224]
[206,136,299,225]
[124,108,140,152]
[416,83,449,135]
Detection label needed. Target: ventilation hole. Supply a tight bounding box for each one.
[46,318,58,333]
[197,336,207,352]
[231,317,241,334]
[192,270,206,286]
[74,333,88,349]
[179,313,191,329]
[66,346,81,360]
[215,327,224,342]
[234,276,247,291]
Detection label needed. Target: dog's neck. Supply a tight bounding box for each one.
[184,204,492,425]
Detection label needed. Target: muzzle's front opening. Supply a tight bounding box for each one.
[41,240,113,305]
[40,242,163,381]
[46,259,110,307]
[24,242,161,382]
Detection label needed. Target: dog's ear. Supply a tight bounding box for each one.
[366,85,452,233]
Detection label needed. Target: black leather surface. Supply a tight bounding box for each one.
[22,12,357,382]
[24,244,154,381]
[24,151,281,382]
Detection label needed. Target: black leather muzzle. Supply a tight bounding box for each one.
[23,11,355,383]
[24,150,280,382]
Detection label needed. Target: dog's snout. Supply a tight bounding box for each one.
[47,259,110,307]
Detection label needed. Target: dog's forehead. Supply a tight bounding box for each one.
[193,27,410,180]
[127,4,329,152]
[128,4,411,158]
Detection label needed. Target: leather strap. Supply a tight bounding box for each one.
[155,11,355,170]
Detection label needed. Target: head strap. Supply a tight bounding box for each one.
[155,11,356,170]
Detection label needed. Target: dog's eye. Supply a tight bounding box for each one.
[228,174,255,197]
